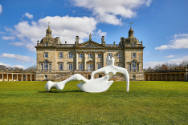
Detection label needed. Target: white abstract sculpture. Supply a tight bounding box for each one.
[45,56,129,93]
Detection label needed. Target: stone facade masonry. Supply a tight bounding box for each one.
[35,26,144,81]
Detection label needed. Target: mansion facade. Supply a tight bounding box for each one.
[35,25,144,81]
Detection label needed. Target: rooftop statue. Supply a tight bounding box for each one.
[45,56,130,93]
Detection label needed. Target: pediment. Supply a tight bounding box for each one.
[79,40,103,48]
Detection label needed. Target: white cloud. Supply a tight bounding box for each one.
[0,53,32,62]
[73,0,152,25]
[144,56,188,68]
[7,16,98,51]
[97,29,106,37]
[24,12,33,19]
[155,34,188,50]
[10,42,24,46]
[0,4,2,14]
[2,36,15,40]
[0,62,9,67]
[166,55,174,58]
[144,61,165,69]
[13,65,25,69]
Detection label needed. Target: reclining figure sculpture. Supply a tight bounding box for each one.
[46,56,130,93]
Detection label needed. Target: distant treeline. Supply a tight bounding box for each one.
[0,65,36,72]
[144,62,188,72]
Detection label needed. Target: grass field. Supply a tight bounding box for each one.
[0,81,187,125]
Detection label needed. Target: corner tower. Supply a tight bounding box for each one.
[119,26,144,80]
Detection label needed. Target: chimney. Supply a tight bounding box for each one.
[75,36,79,44]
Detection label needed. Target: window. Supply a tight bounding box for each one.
[49,63,52,71]
[132,61,137,72]
[88,53,93,58]
[41,63,43,70]
[107,53,112,58]
[117,53,121,58]
[88,63,93,71]
[59,52,63,58]
[79,63,84,70]
[68,63,73,70]
[59,63,63,71]
[98,63,102,69]
[44,60,48,70]
[69,52,73,58]
[132,53,136,58]
[79,53,84,58]
[129,64,131,72]
[98,53,102,58]
[44,52,48,58]
[45,43,48,47]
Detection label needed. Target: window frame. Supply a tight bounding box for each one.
[59,52,63,58]
[69,52,73,58]
[44,52,48,58]
[59,63,63,71]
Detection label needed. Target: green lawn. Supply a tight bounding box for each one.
[0,81,187,125]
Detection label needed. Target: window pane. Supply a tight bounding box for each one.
[108,53,112,57]
[59,63,63,70]
[69,52,73,58]
[59,52,63,58]
[80,53,83,58]
[98,54,102,58]
[69,63,73,70]
[44,52,48,58]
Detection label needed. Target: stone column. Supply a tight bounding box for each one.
[84,53,87,71]
[103,53,106,67]
[26,74,27,81]
[12,73,13,81]
[7,73,9,81]
[76,53,78,70]
[21,74,23,81]
[17,74,18,81]
[2,73,4,81]
[30,74,32,81]
[94,53,97,70]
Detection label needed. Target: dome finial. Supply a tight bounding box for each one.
[128,22,134,38]
[46,22,52,37]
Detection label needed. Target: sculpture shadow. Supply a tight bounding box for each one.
[39,90,82,93]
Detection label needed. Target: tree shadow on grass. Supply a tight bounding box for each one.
[38,89,83,93]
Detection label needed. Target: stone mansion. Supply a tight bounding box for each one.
[35,25,144,81]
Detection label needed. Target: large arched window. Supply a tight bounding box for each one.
[132,61,137,72]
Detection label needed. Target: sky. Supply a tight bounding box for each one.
[0,0,188,69]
